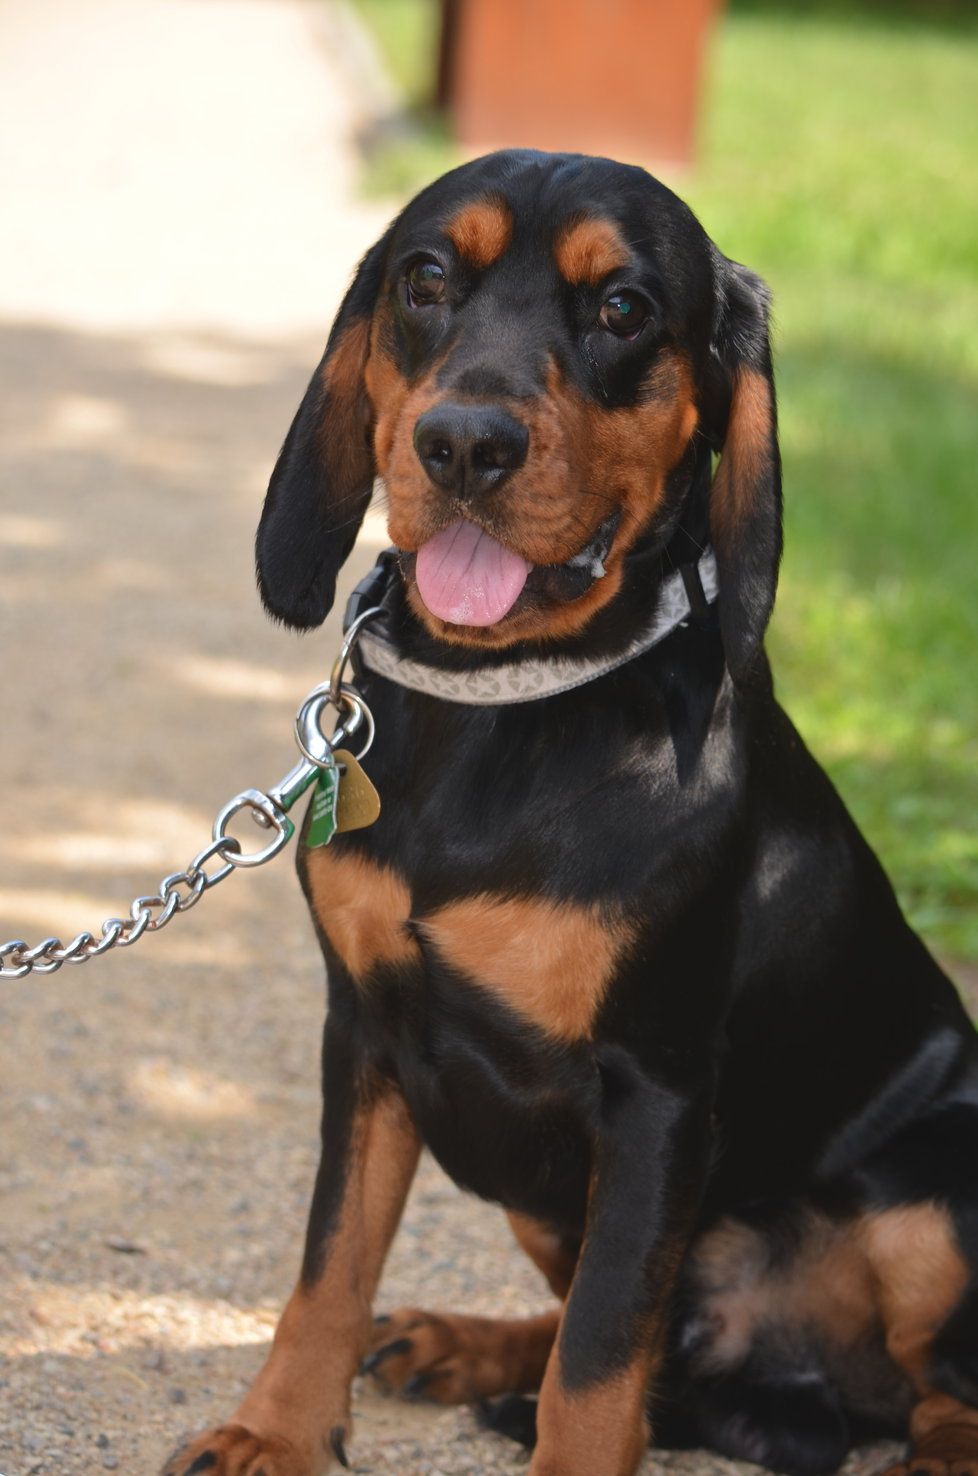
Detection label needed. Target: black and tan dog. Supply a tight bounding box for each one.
[165,151,978,1476]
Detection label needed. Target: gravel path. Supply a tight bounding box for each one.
[1,4,973,1473]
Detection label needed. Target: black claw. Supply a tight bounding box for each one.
[185,1455,218,1476]
[329,1425,350,1469]
[360,1335,413,1374]
[403,1371,432,1399]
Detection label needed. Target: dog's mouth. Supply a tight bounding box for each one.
[410,511,622,629]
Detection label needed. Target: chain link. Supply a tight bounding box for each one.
[1,613,382,981]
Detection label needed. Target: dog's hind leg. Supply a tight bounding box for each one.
[363,1211,575,1405]
[866,1202,978,1476]
[363,1306,559,1403]
[855,1101,978,1476]
[883,1394,978,1476]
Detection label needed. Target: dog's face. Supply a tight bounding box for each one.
[366,154,713,647]
[257,151,782,677]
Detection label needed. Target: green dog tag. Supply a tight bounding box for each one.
[304,759,340,849]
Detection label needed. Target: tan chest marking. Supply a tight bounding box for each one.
[418,895,636,1042]
[306,852,634,1037]
[306,848,418,980]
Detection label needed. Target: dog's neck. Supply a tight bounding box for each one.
[354,548,718,706]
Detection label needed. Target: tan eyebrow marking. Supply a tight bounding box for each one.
[445,196,513,270]
[554,216,630,285]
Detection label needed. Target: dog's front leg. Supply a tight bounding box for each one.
[163,1016,421,1476]
[530,1048,712,1476]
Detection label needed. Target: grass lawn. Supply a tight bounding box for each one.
[348,0,978,962]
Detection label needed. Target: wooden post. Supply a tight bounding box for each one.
[441,0,724,170]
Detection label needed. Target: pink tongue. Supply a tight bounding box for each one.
[415,518,532,627]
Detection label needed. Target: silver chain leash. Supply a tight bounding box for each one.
[0,608,382,981]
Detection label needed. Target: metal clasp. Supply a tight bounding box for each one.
[264,684,375,821]
[213,789,292,867]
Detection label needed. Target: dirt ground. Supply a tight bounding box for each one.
[0,2,973,1474]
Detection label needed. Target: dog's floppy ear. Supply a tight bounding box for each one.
[706,256,783,686]
[256,227,394,629]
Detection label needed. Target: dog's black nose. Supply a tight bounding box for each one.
[413,404,529,500]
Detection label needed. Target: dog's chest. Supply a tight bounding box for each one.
[303,839,636,1047]
[300,718,656,1045]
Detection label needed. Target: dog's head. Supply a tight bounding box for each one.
[256,150,781,680]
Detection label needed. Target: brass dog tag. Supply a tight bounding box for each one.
[333,749,381,833]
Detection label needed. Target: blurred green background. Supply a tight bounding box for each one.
[351,0,977,963]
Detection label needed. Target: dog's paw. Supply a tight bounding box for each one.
[160,1423,316,1476]
[880,1428,978,1476]
[361,1307,530,1404]
[880,1461,978,1476]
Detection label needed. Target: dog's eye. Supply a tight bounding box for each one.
[406,258,447,306]
[599,292,649,338]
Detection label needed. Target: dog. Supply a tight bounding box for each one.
[164,150,978,1476]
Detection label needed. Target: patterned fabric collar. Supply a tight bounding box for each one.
[355,549,718,706]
